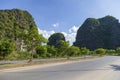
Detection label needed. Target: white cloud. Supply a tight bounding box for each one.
[38,28,55,39]
[52,23,59,28]
[38,25,79,45]
[62,25,79,45]
[69,26,79,33]
[62,32,77,45]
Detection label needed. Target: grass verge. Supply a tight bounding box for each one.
[0,56,102,70]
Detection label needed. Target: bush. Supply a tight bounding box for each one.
[47,46,57,58]
[116,47,120,54]
[94,48,106,56]
[36,46,47,58]
[64,46,80,57]
[17,51,30,60]
[33,53,39,58]
[81,47,90,55]
[106,49,116,55]
[7,52,19,60]
[56,40,70,57]
[0,40,14,60]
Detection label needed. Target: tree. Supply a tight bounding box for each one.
[57,40,70,57]
[64,46,80,58]
[36,46,47,58]
[47,33,65,48]
[81,47,90,55]
[106,49,116,55]
[25,27,46,62]
[116,47,120,55]
[94,48,106,56]
[47,46,57,58]
[116,47,120,53]
[0,40,14,60]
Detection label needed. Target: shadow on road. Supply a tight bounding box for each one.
[110,65,120,71]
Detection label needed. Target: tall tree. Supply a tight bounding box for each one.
[57,40,70,57]
[25,27,46,62]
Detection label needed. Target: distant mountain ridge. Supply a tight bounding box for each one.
[74,16,120,50]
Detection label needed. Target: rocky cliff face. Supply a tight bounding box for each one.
[74,16,120,50]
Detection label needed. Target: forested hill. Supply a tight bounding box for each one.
[0,9,37,39]
[0,9,45,52]
[74,16,120,50]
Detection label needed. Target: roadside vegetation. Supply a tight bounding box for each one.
[0,32,120,61]
[0,9,120,62]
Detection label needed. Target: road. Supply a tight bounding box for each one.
[0,56,120,80]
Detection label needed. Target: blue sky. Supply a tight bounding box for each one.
[1,0,120,44]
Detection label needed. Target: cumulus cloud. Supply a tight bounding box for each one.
[38,25,79,45]
[62,26,79,45]
[69,25,79,33]
[38,28,55,39]
[61,32,77,45]
[52,23,59,28]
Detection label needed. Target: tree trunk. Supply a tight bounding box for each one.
[28,49,34,63]
[28,53,33,63]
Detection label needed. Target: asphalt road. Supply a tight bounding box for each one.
[0,56,120,80]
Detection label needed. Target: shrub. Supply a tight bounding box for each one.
[94,48,106,56]
[64,46,80,57]
[7,52,19,60]
[81,47,90,55]
[36,46,47,58]
[18,51,30,60]
[46,46,57,57]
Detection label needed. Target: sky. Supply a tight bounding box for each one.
[1,0,120,45]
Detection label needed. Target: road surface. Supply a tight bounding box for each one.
[0,56,120,80]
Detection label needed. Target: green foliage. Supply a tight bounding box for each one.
[81,47,90,55]
[47,46,57,57]
[0,40,14,59]
[36,46,47,57]
[65,46,80,57]
[74,16,120,50]
[83,18,100,27]
[48,33,65,48]
[2,9,119,60]
[115,47,120,55]
[7,52,19,60]
[0,9,46,53]
[99,15,118,25]
[25,27,45,52]
[17,51,30,60]
[106,49,116,55]
[0,9,46,61]
[94,48,106,56]
[57,40,70,56]
[116,47,120,53]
